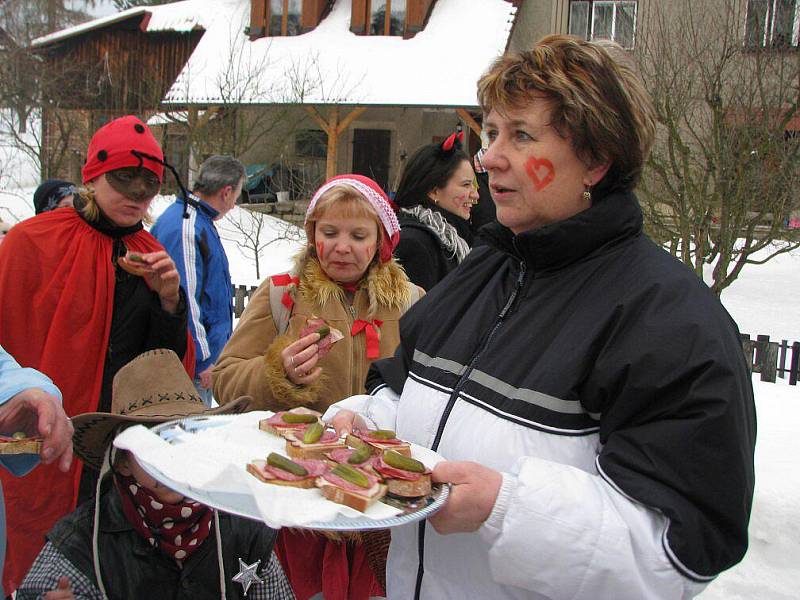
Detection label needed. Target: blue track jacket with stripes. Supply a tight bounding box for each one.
[152,195,232,374]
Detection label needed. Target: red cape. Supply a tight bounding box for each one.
[0,208,195,592]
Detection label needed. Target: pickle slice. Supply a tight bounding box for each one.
[331,464,370,488]
[303,422,324,444]
[267,452,308,476]
[281,412,318,424]
[315,326,330,338]
[368,429,396,440]
[11,431,27,440]
[346,445,372,465]
[383,450,425,473]
[128,253,145,263]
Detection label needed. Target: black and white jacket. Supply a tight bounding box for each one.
[327,191,756,599]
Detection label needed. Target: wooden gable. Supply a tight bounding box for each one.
[35,14,203,112]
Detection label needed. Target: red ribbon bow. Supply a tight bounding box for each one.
[351,319,383,359]
[271,274,300,309]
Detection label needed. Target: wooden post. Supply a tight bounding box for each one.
[234,285,248,318]
[790,342,800,386]
[456,108,482,137]
[304,105,366,180]
[755,334,770,375]
[761,341,778,383]
[740,334,754,374]
[779,340,788,379]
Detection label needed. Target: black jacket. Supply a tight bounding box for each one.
[48,486,278,600]
[78,211,188,504]
[395,208,472,291]
[369,191,755,587]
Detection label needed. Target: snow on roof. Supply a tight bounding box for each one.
[32,0,516,107]
[31,0,206,47]
[166,0,516,107]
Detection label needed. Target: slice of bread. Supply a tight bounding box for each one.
[345,434,411,457]
[0,438,42,455]
[316,478,387,512]
[246,460,318,489]
[385,474,432,498]
[286,437,347,461]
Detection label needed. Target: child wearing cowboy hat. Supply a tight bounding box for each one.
[16,349,295,600]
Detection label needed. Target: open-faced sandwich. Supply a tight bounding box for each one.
[374,450,432,498]
[285,421,346,460]
[247,452,329,489]
[325,445,374,468]
[259,407,321,437]
[300,317,344,358]
[316,463,387,512]
[117,252,151,277]
[346,428,411,457]
[0,432,42,455]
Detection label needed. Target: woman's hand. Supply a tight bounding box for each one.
[0,388,73,472]
[330,408,370,437]
[44,576,75,599]
[119,251,181,314]
[281,332,323,385]
[428,461,502,534]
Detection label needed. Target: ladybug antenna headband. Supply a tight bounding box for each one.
[132,150,196,219]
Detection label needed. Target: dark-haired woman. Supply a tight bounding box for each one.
[0,115,194,594]
[393,133,479,290]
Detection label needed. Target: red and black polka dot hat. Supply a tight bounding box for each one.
[81,115,165,184]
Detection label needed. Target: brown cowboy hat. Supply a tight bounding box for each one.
[73,349,250,470]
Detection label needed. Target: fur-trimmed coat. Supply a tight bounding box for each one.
[212,255,423,411]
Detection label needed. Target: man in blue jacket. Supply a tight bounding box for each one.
[0,344,73,596]
[152,155,245,406]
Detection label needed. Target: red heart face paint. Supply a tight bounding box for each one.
[524,157,555,191]
[316,241,325,261]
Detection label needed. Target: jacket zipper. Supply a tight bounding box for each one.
[345,297,359,395]
[413,259,528,600]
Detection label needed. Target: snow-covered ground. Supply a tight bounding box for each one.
[1,176,798,597]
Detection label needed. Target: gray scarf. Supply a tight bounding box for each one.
[401,206,470,264]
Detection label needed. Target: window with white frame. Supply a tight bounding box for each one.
[568,1,637,49]
[745,0,800,48]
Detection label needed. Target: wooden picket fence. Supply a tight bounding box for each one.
[741,334,800,385]
[231,285,798,386]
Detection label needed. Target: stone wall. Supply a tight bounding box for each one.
[241,200,310,228]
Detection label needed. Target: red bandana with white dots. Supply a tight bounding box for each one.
[114,473,212,562]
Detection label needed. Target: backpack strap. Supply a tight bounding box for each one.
[268,267,301,335]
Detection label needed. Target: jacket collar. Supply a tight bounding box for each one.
[297,255,412,317]
[184,192,219,219]
[480,191,643,273]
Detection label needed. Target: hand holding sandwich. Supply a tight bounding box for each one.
[428,461,502,534]
[117,251,181,314]
[281,331,324,385]
[0,386,73,472]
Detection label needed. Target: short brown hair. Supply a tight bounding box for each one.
[478,34,656,195]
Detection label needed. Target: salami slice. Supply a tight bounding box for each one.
[373,456,427,481]
[355,431,405,445]
[257,458,329,481]
[321,469,380,493]
[300,318,344,357]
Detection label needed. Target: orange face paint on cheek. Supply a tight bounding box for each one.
[316,241,325,260]
[524,156,556,191]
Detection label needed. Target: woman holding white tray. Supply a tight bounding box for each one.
[213,175,424,600]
